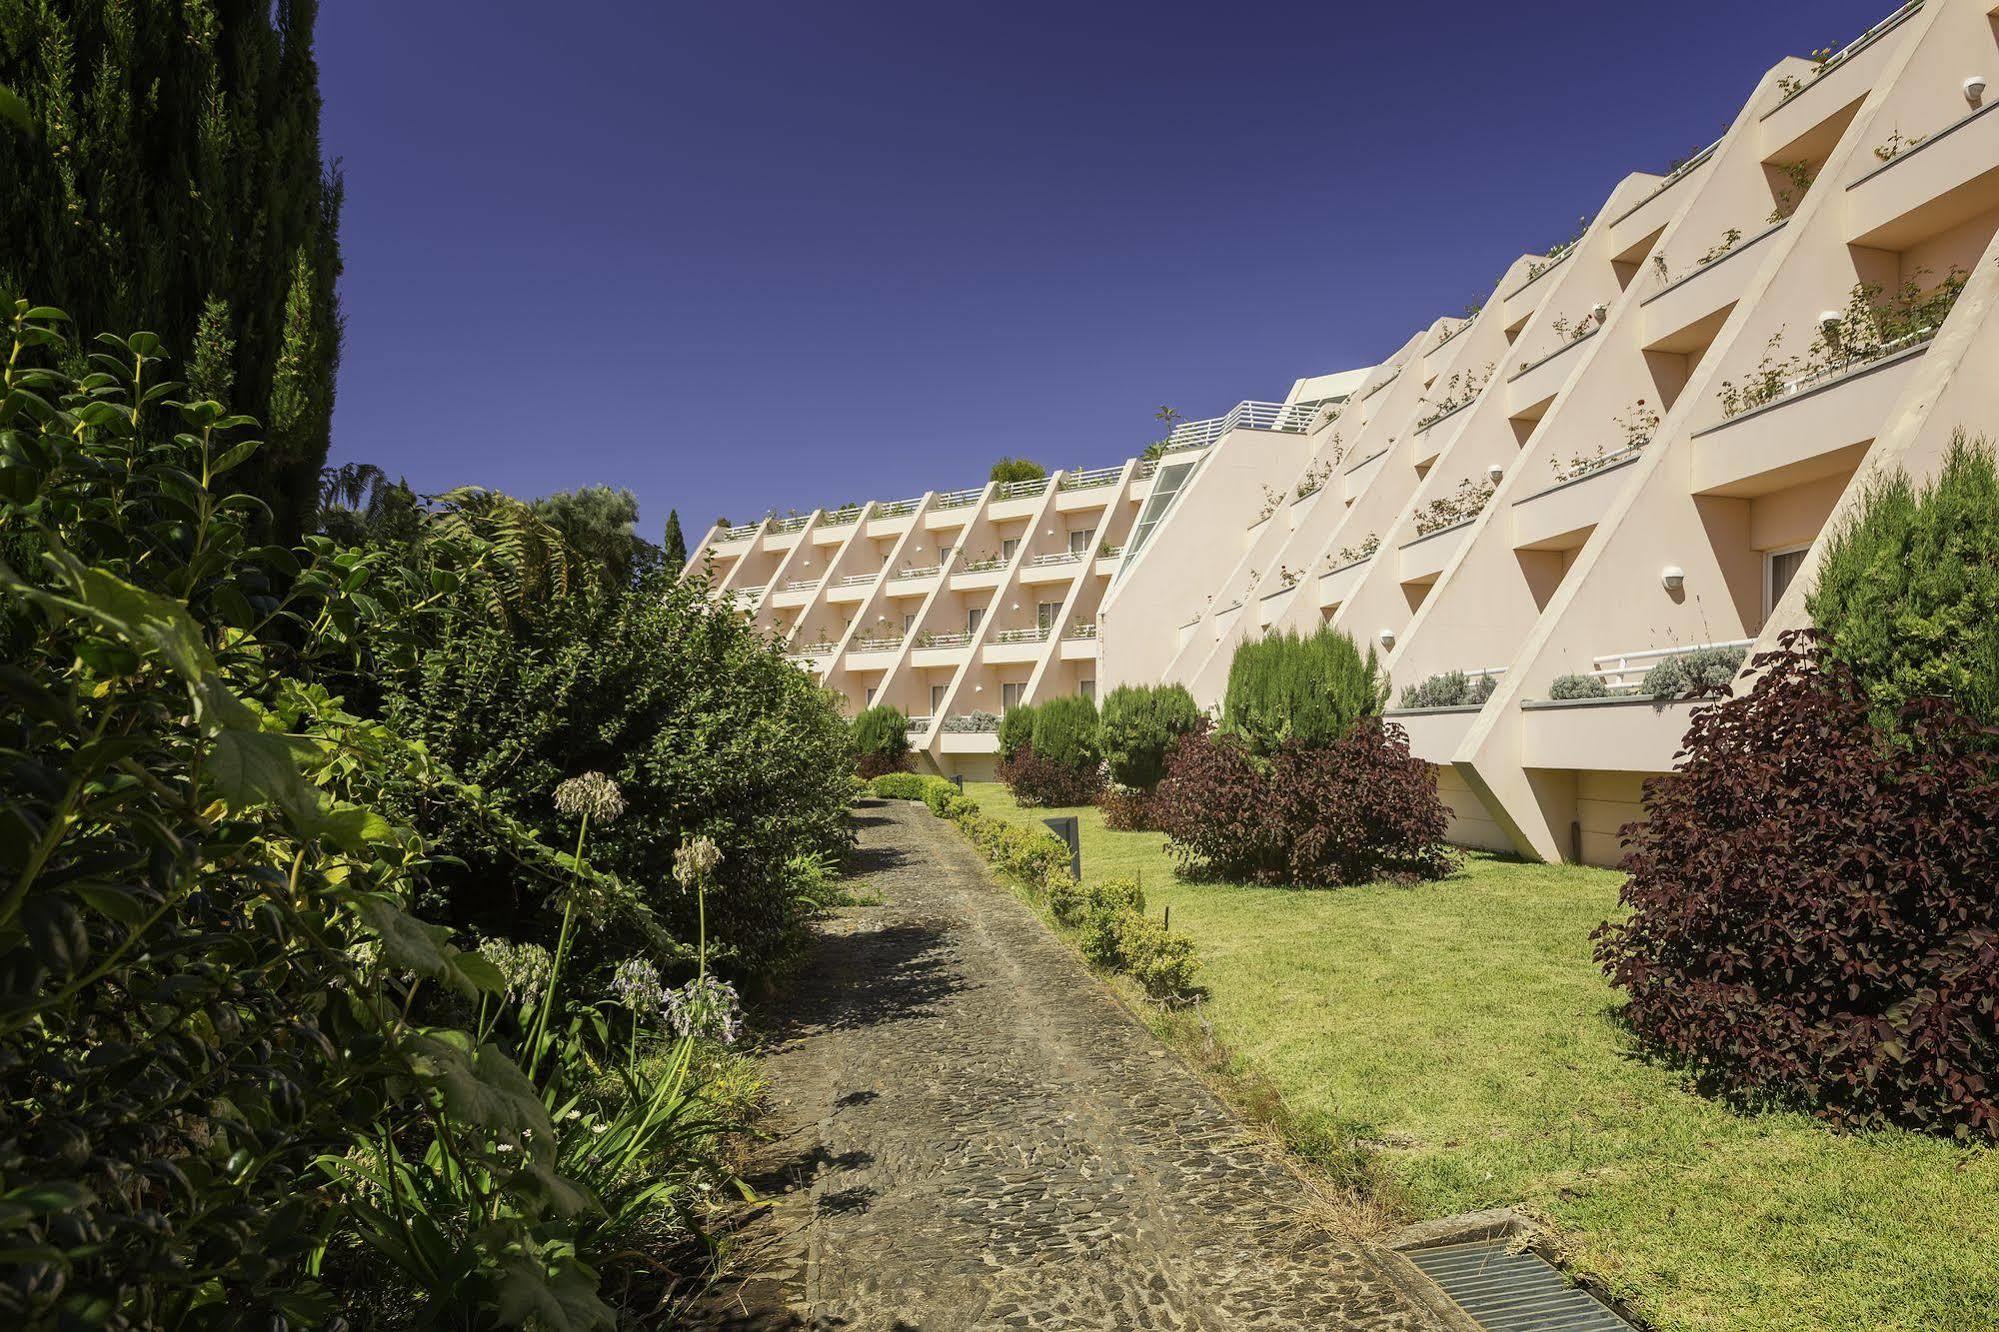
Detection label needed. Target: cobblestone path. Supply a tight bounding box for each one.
[715,799,1448,1331]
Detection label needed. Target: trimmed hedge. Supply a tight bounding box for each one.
[1596,635,1999,1139]
[1098,683,1202,789]
[1154,724,1456,886]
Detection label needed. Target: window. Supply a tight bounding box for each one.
[1069,528,1095,555]
[967,605,984,633]
[864,687,876,707]
[930,683,947,714]
[1001,538,1020,560]
[1765,545,1811,619]
[903,612,916,632]
[1037,601,1062,631]
[1001,681,1025,713]
[1080,679,1095,702]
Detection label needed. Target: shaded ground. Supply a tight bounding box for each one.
[687,800,1447,1331]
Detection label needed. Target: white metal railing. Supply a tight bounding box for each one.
[729,585,763,602]
[1162,399,1324,453]
[1134,459,1160,480]
[1099,544,1125,558]
[917,631,973,648]
[820,507,863,526]
[934,486,983,509]
[792,640,839,656]
[834,571,879,587]
[875,496,921,517]
[941,713,1000,734]
[1558,443,1646,485]
[1589,640,1753,692]
[904,715,934,732]
[1060,465,1123,490]
[994,627,1051,645]
[893,564,942,581]
[850,634,905,652]
[780,577,822,592]
[994,477,1051,499]
[1064,623,1099,640]
[961,556,1008,573]
[1026,551,1084,567]
[717,522,759,541]
[1780,327,1934,403]
[769,515,809,533]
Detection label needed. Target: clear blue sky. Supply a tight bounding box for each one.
[318,0,1888,539]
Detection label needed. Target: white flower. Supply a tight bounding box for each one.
[673,835,723,892]
[662,972,744,1045]
[554,771,626,825]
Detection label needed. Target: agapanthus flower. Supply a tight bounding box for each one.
[662,973,743,1045]
[610,956,667,1014]
[673,834,723,892]
[554,771,626,825]
[480,937,554,1004]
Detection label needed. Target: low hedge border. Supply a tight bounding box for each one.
[865,775,1200,1002]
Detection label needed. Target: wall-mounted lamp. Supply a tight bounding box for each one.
[1661,565,1686,593]
[1486,463,1506,485]
[1378,627,1396,650]
[1009,602,1020,612]
[877,613,887,622]
[1591,301,1609,325]
[1966,74,1988,108]
[974,683,984,693]
[1818,309,1844,337]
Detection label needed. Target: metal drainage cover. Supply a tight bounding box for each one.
[1407,1238,1633,1331]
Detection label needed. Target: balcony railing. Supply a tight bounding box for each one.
[892,564,942,581]
[1589,639,1753,693]
[850,634,905,652]
[780,577,822,592]
[994,477,1051,500]
[1064,623,1099,640]
[1162,399,1325,453]
[941,712,1000,734]
[717,522,759,542]
[904,715,934,732]
[1133,459,1160,480]
[1060,465,1124,490]
[820,507,863,527]
[961,557,1008,573]
[729,585,764,603]
[1765,2,1924,117]
[834,571,878,588]
[1099,544,1125,558]
[874,496,921,517]
[993,627,1052,645]
[1508,325,1599,382]
[792,641,839,656]
[934,486,983,509]
[916,631,974,649]
[769,515,810,534]
[1026,551,1084,568]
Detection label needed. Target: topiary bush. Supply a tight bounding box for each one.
[1549,673,1609,700]
[1032,693,1101,772]
[1595,634,1999,1139]
[1098,683,1202,789]
[1810,433,1999,729]
[852,703,913,779]
[1640,645,1745,700]
[1222,627,1387,754]
[1397,670,1498,709]
[1155,724,1456,885]
[998,702,1038,761]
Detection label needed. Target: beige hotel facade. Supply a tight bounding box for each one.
[687,0,1999,866]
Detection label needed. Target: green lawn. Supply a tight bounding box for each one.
[965,782,1999,1332]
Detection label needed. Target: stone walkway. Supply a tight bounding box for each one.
[701,799,1450,1331]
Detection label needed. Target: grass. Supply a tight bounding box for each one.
[964,782,1999,1332]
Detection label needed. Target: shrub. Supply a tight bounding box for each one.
[1222,627,1387,753]
[1596,635,1999,1138]
[1398,670,1498,709]
[1155,725,1456,885]
[1549,673,1609,700]
[998,702,1039,761]
[1116,913,1202,1002]
[852,703,913,778]
[1032,693,1101,771]
[999,745,1105,806]
[1810,433,1999,728]
[1099,786,1155,830]
[989,456,1047,483]
[868,772,932,801]
[1098,682,1203,788]
[1640,645,1745,700]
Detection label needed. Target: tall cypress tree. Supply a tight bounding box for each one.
[0,0,343,541]
[662,508,687,574]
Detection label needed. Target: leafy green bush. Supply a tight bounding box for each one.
[1641,646,1746,700]
[1810,434,1999,728]
[1116,913,1201,1001]
[1031,693,1101,772]
[1098,682,1202,788]
[852,702,913,778]
[1397,670,1497,709]
[1549,673,1609,700]
[1222,627,1387,753]
[989,457,1046,483]
[998,702,1038,760]
[868,772,933,800]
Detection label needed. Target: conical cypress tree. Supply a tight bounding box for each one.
[662,508,688,573]
[0,0,343,541]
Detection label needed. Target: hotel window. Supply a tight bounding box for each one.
[1001,681,1025,713]
[1037,601,1062,630]
[1080,679,1095,702]
[930,683,947,714]
[1069,528,1095,555]
[966,606,983,633]
[1001,538,1020,560]
[864,687,876,707]
[1765,545,1810,620]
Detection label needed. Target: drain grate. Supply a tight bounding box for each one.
[1407,1238,1633,1331]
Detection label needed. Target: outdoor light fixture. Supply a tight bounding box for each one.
[1378,628,1396,650]
[1009,602,1020,611]
[1591,301,1609,324]
[1818,310,1844,342]
[1486,463,1505,484]
[1661,565,1686,592]
[1966,74,1987,107]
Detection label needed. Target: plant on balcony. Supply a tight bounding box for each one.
[1398,670,1498,709]
[1718,269,1966,418]
[941,710,1000,734]
[1549,673,1609,700]
[1697,227,1744,266]
[1416,364,1493,429]
[1553,398,1661,482]
[1294,456,1335,499]
[1256,483,1284,523]
[1412,475,1497,536]
[1278,565,1303,589]
[1767,159,1817,222]
[1872,128,1928,163]
[852,704,914,779]
[1336,533,1380,565]
[1595,632,1999,1139]
[1810,433,1999,729]
[1640,645,1747,700]
[989,457,1046,483]
[1142,404,1184,462]
[1651,252,1672,287]
[962,550,1007,572]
